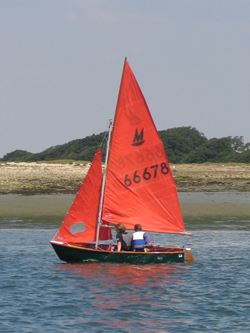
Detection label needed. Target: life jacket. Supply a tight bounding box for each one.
[116,232,132,251]
[122,232,132,250]
[132,231,146,250]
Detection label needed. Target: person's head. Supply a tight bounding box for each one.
[134,224,142,231]
[116,223,126,233]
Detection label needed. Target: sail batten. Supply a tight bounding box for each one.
[102,60,185,233]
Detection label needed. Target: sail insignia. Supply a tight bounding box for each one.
[132,128,145,146]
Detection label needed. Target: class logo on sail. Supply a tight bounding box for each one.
[132,128,145,146]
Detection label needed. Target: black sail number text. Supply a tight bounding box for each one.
[124,162,169,187]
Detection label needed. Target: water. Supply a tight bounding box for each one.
[1,193,250,332]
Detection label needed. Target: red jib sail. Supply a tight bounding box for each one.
[102,60,185,233]
[53,149,112,243]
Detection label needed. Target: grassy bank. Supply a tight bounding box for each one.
[1,193,250,231]
[0,161,250,194]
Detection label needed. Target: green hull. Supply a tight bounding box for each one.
[51,242,185,264]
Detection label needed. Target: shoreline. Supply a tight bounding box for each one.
[0,161,250,194]
[1,193,250,221]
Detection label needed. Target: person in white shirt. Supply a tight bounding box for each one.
[132,224,151,251]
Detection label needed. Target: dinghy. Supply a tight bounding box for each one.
[51,59,195,264]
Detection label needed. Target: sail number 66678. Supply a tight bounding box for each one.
[124,162,169,187]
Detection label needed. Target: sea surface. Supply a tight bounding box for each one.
[0,193,250,333]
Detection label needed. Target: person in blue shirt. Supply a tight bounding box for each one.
[132,224,151,251]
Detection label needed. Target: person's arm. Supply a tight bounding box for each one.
[117,241,122,252]
[144,233,151,246]
[116,233,122,252]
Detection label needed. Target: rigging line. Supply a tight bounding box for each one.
[99,131,108,148]
[95,119,113,249]
[99,119,112,149]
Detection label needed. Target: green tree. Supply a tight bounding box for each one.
[160,127,207,163]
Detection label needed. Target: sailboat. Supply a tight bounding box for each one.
[50,59,195,264]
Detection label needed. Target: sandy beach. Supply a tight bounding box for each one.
[0,161,250,194]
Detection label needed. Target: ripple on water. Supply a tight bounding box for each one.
[0,225,250,332]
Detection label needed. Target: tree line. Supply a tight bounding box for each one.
[2,127,250,163]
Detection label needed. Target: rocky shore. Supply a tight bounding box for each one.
[0,161,250,194]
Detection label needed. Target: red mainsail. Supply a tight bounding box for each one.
[53,149,112,243]
[102,60,185,233]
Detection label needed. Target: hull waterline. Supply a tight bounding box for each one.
[50,241,187,264]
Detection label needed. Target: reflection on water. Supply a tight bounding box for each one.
[55,262,184,288]
[53,262,190,332]
[1,227,250,332]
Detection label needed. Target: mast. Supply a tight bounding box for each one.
[95,58,128,248]
[95,119,113,248]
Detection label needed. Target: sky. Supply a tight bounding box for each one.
[1,0,250,158]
